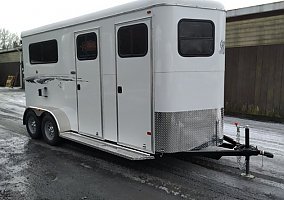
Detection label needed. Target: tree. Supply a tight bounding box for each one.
[0,28,20,50]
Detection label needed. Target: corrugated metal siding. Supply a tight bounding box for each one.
[226,14,284,48]
[0,51,20,63]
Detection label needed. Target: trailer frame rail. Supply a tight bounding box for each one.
[177,126,274,178]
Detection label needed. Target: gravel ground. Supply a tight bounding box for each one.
[0,88,283,200]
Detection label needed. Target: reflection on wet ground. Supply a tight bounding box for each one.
[0,88,284,200]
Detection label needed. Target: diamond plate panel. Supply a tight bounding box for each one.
[155,109,224,153]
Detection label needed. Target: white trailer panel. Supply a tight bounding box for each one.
[22,0,226,160]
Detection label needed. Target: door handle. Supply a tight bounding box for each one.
[118,86,122,94]
[77,84,81,90]
[70,71,76,75]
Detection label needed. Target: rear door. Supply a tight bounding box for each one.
[75,29,103,138]
[115,19,153,153]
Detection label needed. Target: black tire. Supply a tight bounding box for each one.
[25,110,42,139]
[41,114,60,146]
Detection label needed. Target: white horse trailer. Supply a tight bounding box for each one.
[22,0,226,160]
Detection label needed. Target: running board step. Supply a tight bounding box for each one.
[60,132,155,160]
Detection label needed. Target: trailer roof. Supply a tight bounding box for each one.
[21,0,224,37]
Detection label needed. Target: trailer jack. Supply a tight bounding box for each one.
[180,126,274,178]
[223,126,273,178]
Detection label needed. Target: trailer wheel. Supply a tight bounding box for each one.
[25,110,42,139]
[41,114,60,146]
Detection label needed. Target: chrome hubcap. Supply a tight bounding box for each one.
[28,117,37,134]
[45,121,55,140]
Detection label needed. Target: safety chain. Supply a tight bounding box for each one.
[237,156,246,171]
[235,123,246,171]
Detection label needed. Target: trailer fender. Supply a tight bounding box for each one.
[23,107,71,133]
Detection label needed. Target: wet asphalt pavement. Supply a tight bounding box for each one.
[0,88,284,200]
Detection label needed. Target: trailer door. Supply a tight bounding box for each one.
[75,29,102,138]
[116,19,153,153]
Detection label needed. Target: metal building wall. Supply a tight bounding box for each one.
[225,9,284,120]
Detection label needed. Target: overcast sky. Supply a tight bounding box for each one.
[0,0,282,35]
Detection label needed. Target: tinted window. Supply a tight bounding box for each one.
[178,19,215,57]
[29,40,58,64]
[77,32,97,60]
[118,23,148,58]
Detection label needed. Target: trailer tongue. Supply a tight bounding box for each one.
[177,125,274,178]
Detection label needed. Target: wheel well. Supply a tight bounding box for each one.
[23,109,50,126]
[23,107,70,133]
[40,111,50,120]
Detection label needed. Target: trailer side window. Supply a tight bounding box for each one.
[77,32,98,60]
[178,19,215,57]
[29,40,58,64]
[118,23,148,58]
